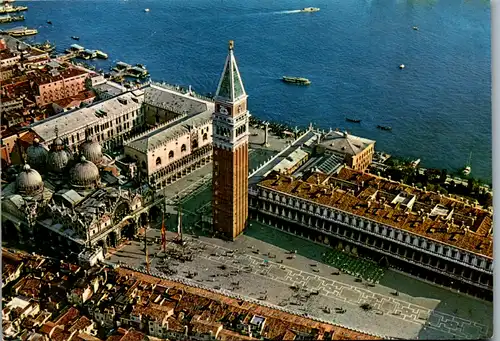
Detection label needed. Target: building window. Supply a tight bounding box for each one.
[156,157,161,166]
[169,151,174,159]
[203,133,208,141]
[181,144,186,152]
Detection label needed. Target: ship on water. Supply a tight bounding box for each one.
[33,40,55,53]
[0,14,24,23]
[300,7,320,12]
[2,26,37,37]
[79,49,97,60]
[0,4,28,14]
[462,152,472,176]
[94,50,108,59]
[282,76,311,85]
[65,43,84,54]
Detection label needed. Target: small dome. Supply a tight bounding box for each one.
[70,156,100,188]
[80,137,103,164]
[16,164,44,196]
[26,138,48,169]
[47,149,70,173]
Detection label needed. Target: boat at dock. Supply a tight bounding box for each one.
[0,14,24,23]
[113,61,131,72]
[2,26,37,37]
[346,118,361,123]
[462,152,472,176]
[79,49,97,60]
[95,50,108,59]
[65,43,85,54]
[33,40,55,53]
[0,4,27,14]
[377,125,392,131]
[282,76,311,85]
[128,65,149,78]
[300,7,320,12]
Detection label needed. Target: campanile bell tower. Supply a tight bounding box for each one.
[212,40,249,240]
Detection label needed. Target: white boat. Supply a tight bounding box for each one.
[462,152,472,176]
[300,7,320,12]
[399,64,405,69]
[144,8,150,12]
[3,26,36,36]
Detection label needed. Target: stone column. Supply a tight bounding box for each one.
[264,122,270,147]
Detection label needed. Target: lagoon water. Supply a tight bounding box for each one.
[11,0,492,181]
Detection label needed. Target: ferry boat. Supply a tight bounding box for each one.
[377,125,392,131]
[79,49,97,60]
[282,76,311,85]
[95,50,108,59]
[0,14,23,23]
[113,61,131,71]
[65,43,85,54]
[33,40,55,52]
[0,4,27,14]
[346,118,361,123]
[71,36,80,41]
[3,26,37,37]
[128,65,149,78]
[300,7,320,12]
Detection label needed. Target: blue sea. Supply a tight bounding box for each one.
[10,0,492,182]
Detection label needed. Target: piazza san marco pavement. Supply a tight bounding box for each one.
[107,128,492,340]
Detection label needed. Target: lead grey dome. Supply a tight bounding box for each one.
[80,137,103,164]
[47,149,70,173]
[70,156,100,188]
[26,138,48,169]
[16,164,44,196]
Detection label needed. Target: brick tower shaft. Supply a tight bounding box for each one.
[212,40,250,240]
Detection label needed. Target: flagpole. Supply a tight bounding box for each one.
[161,211,166,253]
[144,227,150,274]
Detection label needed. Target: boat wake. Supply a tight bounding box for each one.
[273,10,302,14]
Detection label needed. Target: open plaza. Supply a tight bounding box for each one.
[107,127,493,340]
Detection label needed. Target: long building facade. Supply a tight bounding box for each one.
[212,41,250,241]
[249,166,493,300]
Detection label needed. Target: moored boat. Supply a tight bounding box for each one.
[33,40,55,52]
[0,14,23,23]
[79,49,97,60]
[95,50,108,59]
[462,152,472,176]
[282,76,311,85]
[65,43,85,54]
[0,4,28,14]
[2,26,36,36]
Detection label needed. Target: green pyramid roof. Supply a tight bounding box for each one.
[215,44,246,102]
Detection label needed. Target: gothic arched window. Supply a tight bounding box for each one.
[181,144,186,152]
[203,133,208,141]
[156,157,161,166]
[169,151,174,159]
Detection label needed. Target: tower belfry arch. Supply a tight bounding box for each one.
[212,40,250,240]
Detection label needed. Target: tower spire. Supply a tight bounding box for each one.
[215,40,247,103]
